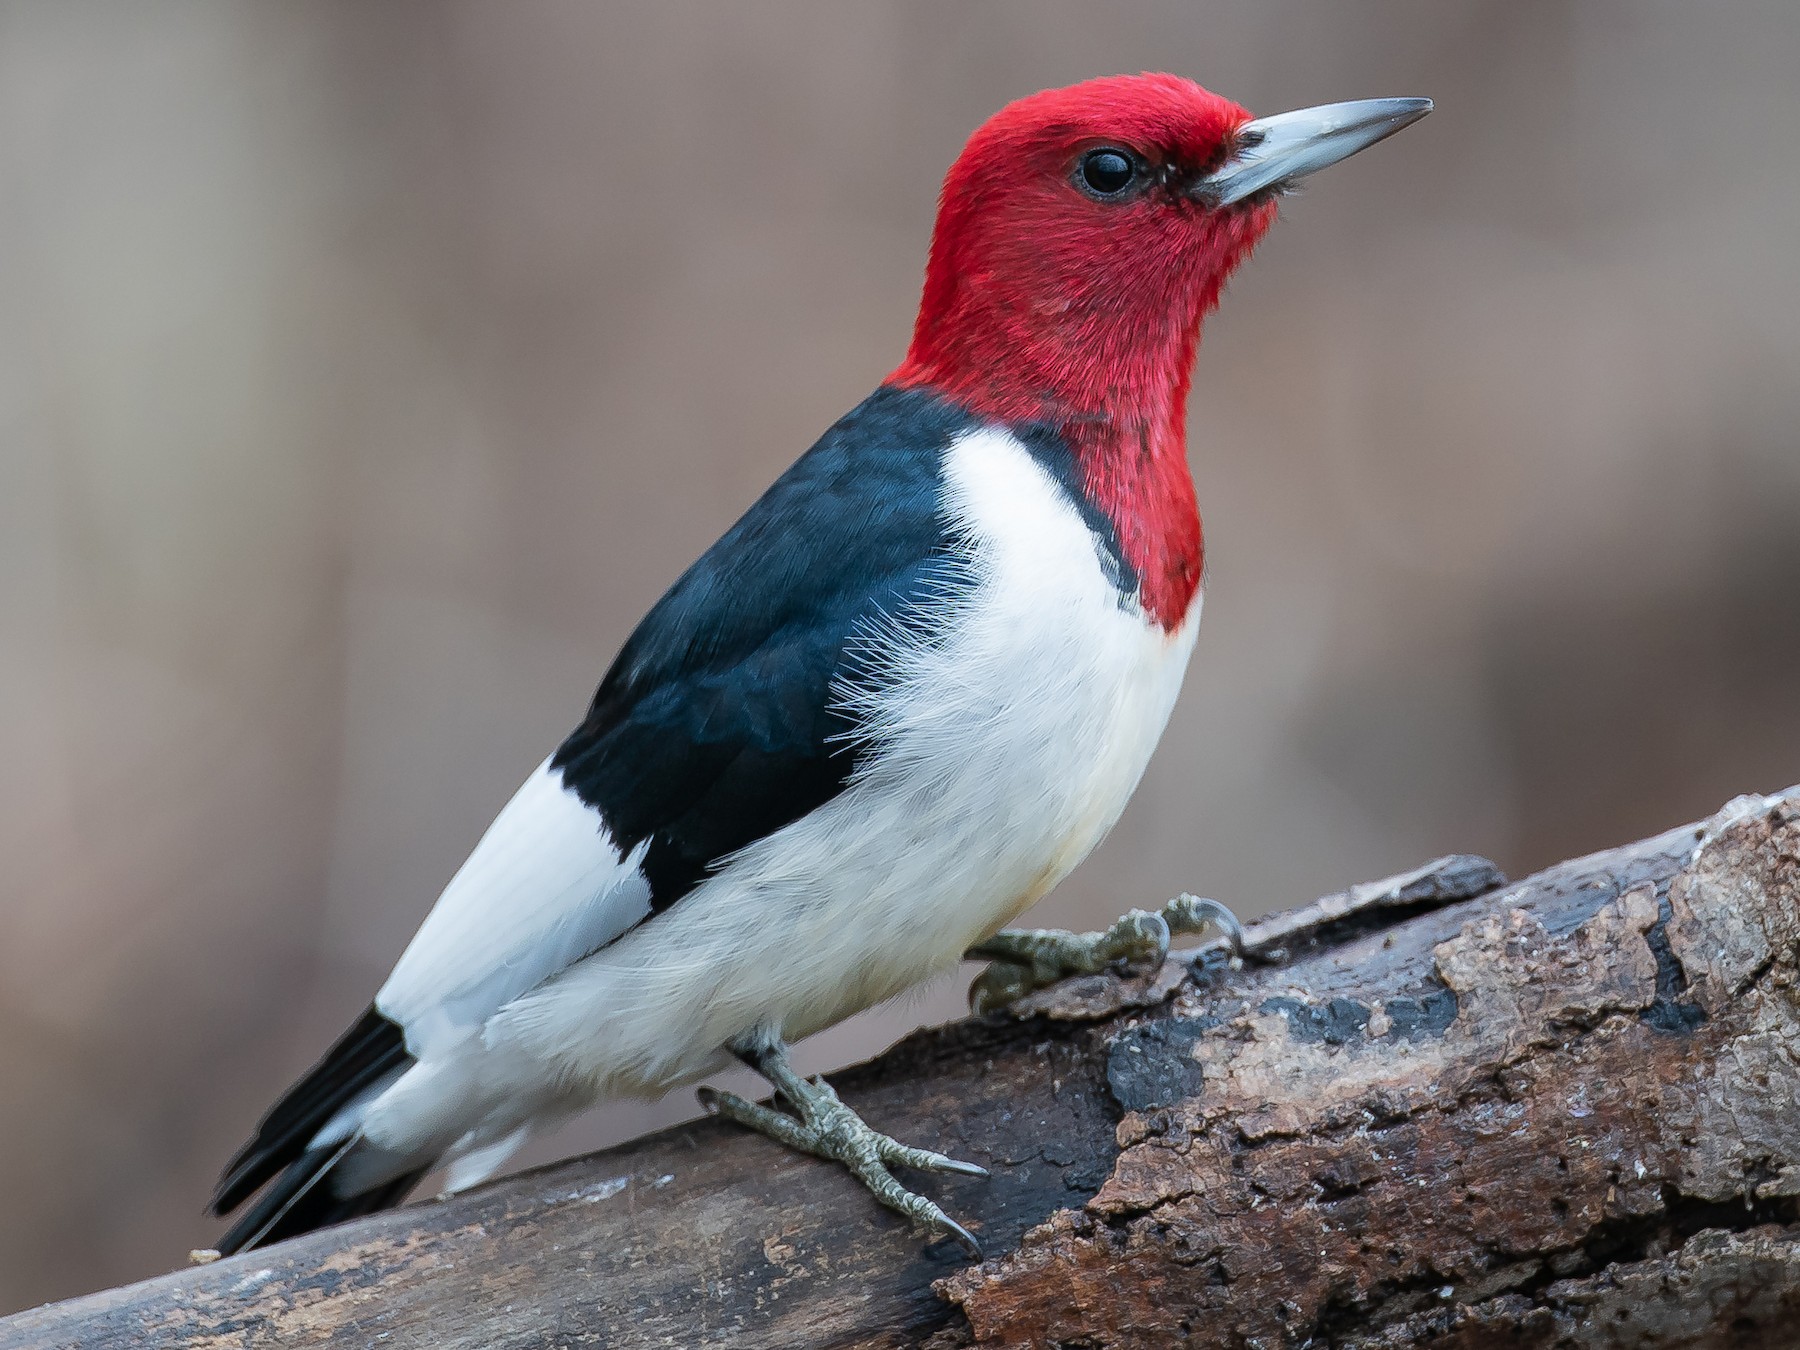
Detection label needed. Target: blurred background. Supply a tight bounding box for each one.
[2,0,1797,1314]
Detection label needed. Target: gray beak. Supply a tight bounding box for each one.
[1196,97,1432,207]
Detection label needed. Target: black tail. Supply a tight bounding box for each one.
[211,1003,417,1253]
[215,1141,427,1254]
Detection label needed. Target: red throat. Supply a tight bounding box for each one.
[888,74,1276,631]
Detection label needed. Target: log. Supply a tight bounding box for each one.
[4,787,1798,1348]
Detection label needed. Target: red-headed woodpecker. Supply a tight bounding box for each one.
[212,74,1429,1258]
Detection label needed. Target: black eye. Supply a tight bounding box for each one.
[1078,148,1137,198]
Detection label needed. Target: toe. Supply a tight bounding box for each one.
[699,1087,818,1154]
[968,959,1036,1014]
[1103,908,1170,965]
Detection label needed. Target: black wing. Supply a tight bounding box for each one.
[552,384,977,909]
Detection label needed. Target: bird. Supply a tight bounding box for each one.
[210,73,1430,1259]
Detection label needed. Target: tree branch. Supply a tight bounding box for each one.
[4,787,1797,1349]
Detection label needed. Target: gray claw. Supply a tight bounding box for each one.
[1164,894,1247,954]
[932,1156,991,1179]
[933,1213,984,1260]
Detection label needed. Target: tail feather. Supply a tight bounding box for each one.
[212,1003,417,1250]
[216,1139,426,1255]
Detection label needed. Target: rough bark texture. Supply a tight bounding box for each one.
[3,787,1797,1349]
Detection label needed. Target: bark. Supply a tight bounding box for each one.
[3,787,1797,1349]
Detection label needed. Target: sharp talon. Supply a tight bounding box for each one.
[696,1086,720,1111]
[935,1215,983,1260]
[1166,894,1247,954]
[934,1157,990,1179]
[897,1142,990,1177]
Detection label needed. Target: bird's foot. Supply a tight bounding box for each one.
[700,1039,988,1258]
[966,894,1246,1013]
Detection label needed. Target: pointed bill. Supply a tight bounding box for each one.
[1196,97,1432,206]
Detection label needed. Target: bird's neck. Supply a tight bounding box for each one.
[891,329,1204,633]
[1062,396,1203,633]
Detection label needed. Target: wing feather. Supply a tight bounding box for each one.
[377,757,651,1055]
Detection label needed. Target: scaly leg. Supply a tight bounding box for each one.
[966,894,1246,1013]
[697,1033,988,1257]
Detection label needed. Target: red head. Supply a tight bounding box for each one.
[891,75,1429,628]
[895,73,1272,432]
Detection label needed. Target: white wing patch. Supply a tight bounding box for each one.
[376,757,651,1057]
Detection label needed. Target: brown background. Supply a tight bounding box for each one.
[2,0,1796,1316]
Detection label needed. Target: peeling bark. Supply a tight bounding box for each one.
[945,791,1800,1348]
[2,790,1796,1349]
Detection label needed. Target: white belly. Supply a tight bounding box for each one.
[489,426,1198,1099]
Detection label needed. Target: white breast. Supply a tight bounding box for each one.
[483,426,1198,1104]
